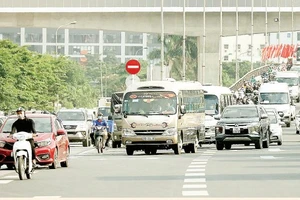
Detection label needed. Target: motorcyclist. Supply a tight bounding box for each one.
[10,107,37,167]
[90,115,108,147]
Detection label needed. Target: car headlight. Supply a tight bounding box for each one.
[36,139,51,147]
[0,141,5,148]
[248,123,260,133]
[162,128,177,136]
[206,126,215,133]
[122,129,136,136]
[215,126,224,134]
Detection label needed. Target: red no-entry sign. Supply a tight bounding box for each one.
[125,59,141,75]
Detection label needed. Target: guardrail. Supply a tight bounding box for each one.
[229,65,270,91]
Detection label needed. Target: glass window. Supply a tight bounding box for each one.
[260,92,289,104]
[222,106,258,118]
[204,94,219,114]
[224,44,229,49]
[69,29,99,43]
[25,27,43,43]
[27,45,43,54]
[0,28,21,44]
[46,45,64,55]
[69,46,99,55]
[2,117,52,133]
[57,111,86,121]
[103,46,121,55]
[125,46,144,56]
[125,32,143,44]
[103,31,121,43]
[275,77,298,86]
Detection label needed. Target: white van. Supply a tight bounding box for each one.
[202,86,234,143]
[275,71,300,102]
[259,82,295,127]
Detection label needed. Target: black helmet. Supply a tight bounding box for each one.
[16,107,25,112]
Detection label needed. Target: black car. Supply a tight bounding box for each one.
[214,105,270,150]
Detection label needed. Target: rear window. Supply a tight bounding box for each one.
[57,111,86,121]
[2,117,52,133]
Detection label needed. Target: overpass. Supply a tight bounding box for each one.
[1,0,300,85]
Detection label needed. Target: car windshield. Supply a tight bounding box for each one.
[123,91,177,115]
[97,107,111,117]
[2,117,52,133]
[267,112,277,124]
[222,107,258,118]
[204,94,219,114]
[275,77,298,86]
[290,67,300,72]
[57,111,85,121]
[259,92,289,104]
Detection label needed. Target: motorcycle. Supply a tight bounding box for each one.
[93,126,107,154]
[12,132,34,180]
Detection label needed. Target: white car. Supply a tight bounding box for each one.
[267,110,284,145]
[204,114,217,144]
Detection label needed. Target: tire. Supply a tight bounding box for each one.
[216,142,224,150]
[255,137,263,149]
[112,141,117,148]
[126,147,134,155]
[296,130,299,134]
[278,141,282,146]
[190,143,197,153]
[82,139,88,147]
[183,146,191,153]
[263,133,270,148]
[145,149,151,155]
[6,164,14,170]
[95,136,102,154]
[117,142,122,148]
[173,144,181,155]
[151,148,157,155]
[286,122,291,127]
[49,149,58,169]
[17,156,26,180]
[60,147,69,168]
[225,143,232,150]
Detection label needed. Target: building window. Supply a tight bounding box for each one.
[69,29,99,43]
[297,32,300,41]
[287,33,291,38]
[260,44,265,49]
[0,28,21,44]
[238,44,241,50]
[125,32,143,44]
[224,56,229,61]
[248,44,252,49]
[103,32,121,43]
[46,45,64,55]
[125,46,144,55]
[27,45,42,54]
[224,44,229,49]
[103,46,121,55]
[25,28,43,43]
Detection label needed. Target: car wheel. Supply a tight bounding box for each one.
[286,122,291,127]
[296,130,299,134]
[6,164,14,170]
[225,143,232,150]
[190,143,197,153]
[126,147,134,156]
[118,142,122,148]
[278,141,282,146]
[183,146,191,153]
[216,142,224,150]
[49,149,58,169]
[145,149,151,155]
[173,143,181,155]
[112,141,117,148]
[150,148,157,155]
[255,137,263,149]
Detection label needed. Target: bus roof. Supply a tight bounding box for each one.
[202,86,232,95]
[125,81,203,93]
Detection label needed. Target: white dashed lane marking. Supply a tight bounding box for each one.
[0,180,13,184]
[182,149,216,197]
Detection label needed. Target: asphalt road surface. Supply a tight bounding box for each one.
[1,106,300,199]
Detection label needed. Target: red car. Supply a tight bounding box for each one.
[0,113,70,169]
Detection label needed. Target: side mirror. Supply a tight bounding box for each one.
[114,104,122,114]
[57,129,66,135]
[279,121,285,126]
[180,105,186,114]
[261,114,268,119]
[214,114,221,120]
[278,112,284,117]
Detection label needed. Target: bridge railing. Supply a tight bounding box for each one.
[229,65,270,91]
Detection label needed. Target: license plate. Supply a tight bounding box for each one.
[11,152,14,157]
[232,127,240,133]
[143,137,155,141]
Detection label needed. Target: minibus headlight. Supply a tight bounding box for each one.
[163,128,177,136]
[122,129,136,136]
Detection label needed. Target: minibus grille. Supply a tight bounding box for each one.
[134,130,164,135]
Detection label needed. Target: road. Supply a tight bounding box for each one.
[1,108,300,199]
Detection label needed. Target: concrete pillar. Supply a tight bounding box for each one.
[64,29,69,55]
[142,33,147,60]
[121,31,126,63]
[42,28,47,54]
[197,33,220,86]
[20,27,25,46]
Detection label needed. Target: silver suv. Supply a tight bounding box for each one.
[57,108,92,147]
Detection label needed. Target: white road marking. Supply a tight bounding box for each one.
[260,156,276,159]
[184,178,206,183]
[185,173,205,176]
[78,149,95,155]
[33,196,61,198]
[186,168,205,172]
[145,157,159,160]
[0,171,14,177]
[182,191,209,196]
[0,180,13,184]
[91,158,107,161]
[3,175,18,179]
[193,159,209,161]
[188,165,206,168]
[183,184,207,189]
[198,156,212,158]
[268,148,282,152]
[191,161,207,165]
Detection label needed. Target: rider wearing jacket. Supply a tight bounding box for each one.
[90,115,108,146]
[11,107,37,166]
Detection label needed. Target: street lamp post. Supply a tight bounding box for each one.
[135,47,148,56]
[55,21,77,58]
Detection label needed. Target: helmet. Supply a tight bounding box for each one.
[16,107,25,112]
